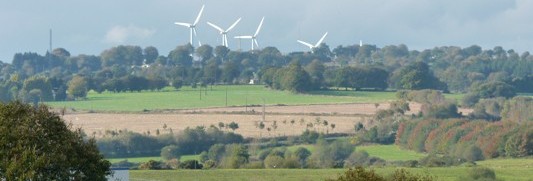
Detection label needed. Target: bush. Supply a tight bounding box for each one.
[423,102,462,119]
[344,150,370,167]
[264,155,285,168]
[171,79,183,90]
[202,160,216,169]
[300,130,320,144]
[160,145,181,160]
[419,154,464,167]
[326,167,385,181]
[179,160,203,169]
[388,169,434,181]
[327,167,435,181]
[242,161,264,169]
[294,147,312,168]
[458,167,501,181]
[462,145,484,162]
[310,139,354,168]
[139,160,163,170]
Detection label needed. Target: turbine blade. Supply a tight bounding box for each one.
[193,5,205,26]
[226,17,242,32]
[175,22,191,27]
[297,40,314,48]
[315,32,328,47]
[198,41,202,47]
[254,39,259,48]
[207,22,224,32]
[234,35,253,39]
[254,17,265,37]
[193,28,197,36]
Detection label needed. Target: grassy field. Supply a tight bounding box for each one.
[46,85,467,112]
[46,85,399,112]
[129,162,533,181]
[112,145,532,180]
[357,144,427,161]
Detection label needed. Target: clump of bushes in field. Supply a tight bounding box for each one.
[97,126,244,158]
[457,167,503,181]
[326,166,435,181]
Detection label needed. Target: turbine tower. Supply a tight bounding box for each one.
[207,18,242,47]
[297,32,328,52]
[174,5,205,47]
[235,17,265,51]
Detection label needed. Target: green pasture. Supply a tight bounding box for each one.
[357,144,427,161]
[111,144,532,180]
[129,163,533,181]
[45,85,398,112]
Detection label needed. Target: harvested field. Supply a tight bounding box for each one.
[64,103,472,138]
[64,113,366,138]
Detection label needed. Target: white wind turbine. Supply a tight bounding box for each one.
[207,18,242,47]
[297,32,328,52]
[234,17,265,51]
[174,5,205,47]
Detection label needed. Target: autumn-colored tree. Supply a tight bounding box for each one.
[67,75,88,100]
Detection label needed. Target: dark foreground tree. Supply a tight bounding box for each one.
[0,101,111,180]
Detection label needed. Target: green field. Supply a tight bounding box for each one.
[46,85,398,112]
[112,145,532,180]
[357,144,427,161]
[129,162,533,181]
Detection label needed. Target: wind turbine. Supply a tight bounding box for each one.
[207,18,242,47]
[234,17,265,51]
[297,32,328,52]
[174,5,205,47]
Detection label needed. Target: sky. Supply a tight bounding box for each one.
[1,0,532,62]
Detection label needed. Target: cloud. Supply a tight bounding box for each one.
[104,25,155,44]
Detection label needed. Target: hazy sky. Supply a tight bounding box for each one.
[1,0,532,62]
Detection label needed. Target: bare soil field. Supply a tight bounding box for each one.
[64,102,472,138]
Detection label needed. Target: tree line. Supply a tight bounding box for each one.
[1,43,531,103]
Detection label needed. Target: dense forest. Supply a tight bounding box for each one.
[0,43,531,104]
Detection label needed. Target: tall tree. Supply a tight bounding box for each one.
[196,45,214,62]
[22,76,54,101]
[143,46,159,64]
[396,62,447,91]
[168,46,193,67]
[67,75,88,100]
[0,101,111,180]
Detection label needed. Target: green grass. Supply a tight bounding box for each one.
[357,144,427,161]
[443,93,464,102]
[129,162,533,181]
[45,85,398,112]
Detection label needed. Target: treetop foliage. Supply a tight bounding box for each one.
[0,101,111,180]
